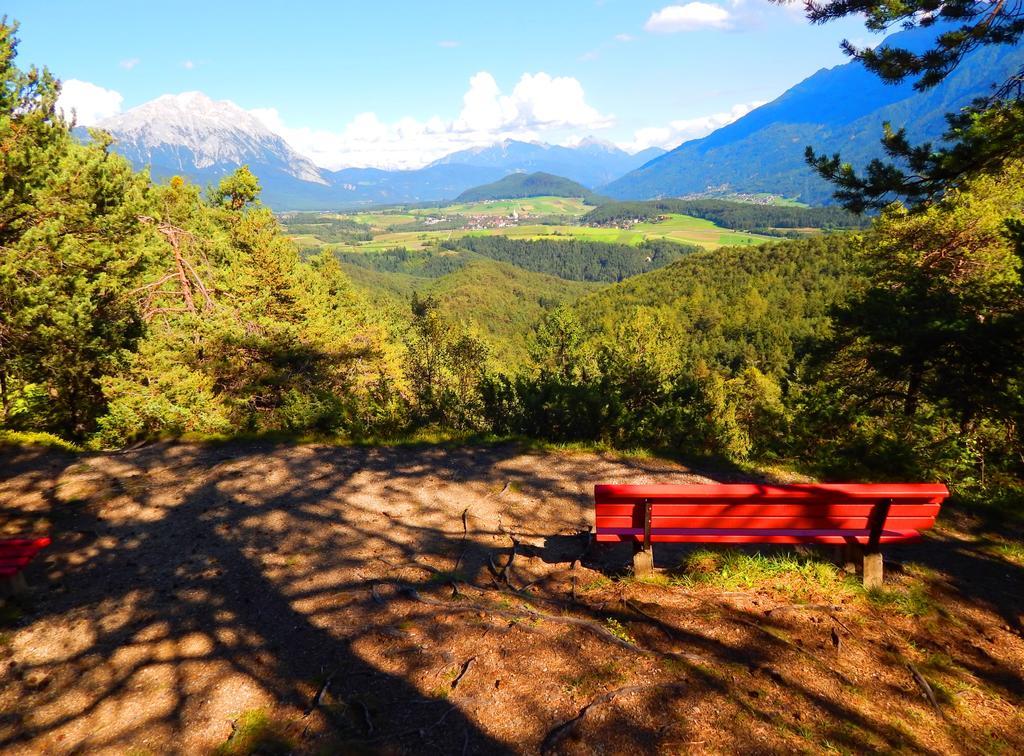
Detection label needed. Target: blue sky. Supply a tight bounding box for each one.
[11,1,878,168]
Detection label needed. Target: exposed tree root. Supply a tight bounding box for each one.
[540,682,687,753]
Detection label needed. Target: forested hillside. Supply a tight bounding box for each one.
[582,199,870,234]
[454,172,601,203]
[3,18,1023,494]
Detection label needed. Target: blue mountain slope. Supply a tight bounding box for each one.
[604,26,1024,204]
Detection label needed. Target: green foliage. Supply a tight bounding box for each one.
[797,162,1024,479]
[454,171,603,203]
[207,165,260,211]
[442,235,696,282]
[0,22,153,437]
[404,294,490,430]
[803,0,1024,210]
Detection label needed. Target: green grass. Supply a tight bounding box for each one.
[428,196,591,217]
[214,709,295,756]
[0,430,83,453]
[863,583,938,617]
[317,204,771,253]
[631,213,773,249]
[678,548,854,599]
[988,541,1024,565]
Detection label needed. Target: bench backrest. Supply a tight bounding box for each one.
[0,536,51,578]
[594,483,948,544]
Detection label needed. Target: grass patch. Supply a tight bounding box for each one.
[0,430,83,453]
[677,547,853,599]
[864,583,936,617]
[603,617,635,644]
[578,576,612,592]
[988,541,1024,566]
[214,709,296,756]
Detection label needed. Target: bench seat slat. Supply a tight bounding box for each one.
[0,536,51,584]
[595,515,937,530]
[0,549,36,561]
[596,529,922,544]
[0,537,52,549]
[595,503,940,517]
[0,545,51,558]
[595,483,948,503]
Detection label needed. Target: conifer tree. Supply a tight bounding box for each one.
[790,0,1024,210]
[0,20,152,435]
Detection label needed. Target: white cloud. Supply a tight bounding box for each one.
[615,33,635,42]
[618,100,764,152]
[119,57,140,70]
[56,79,124,126]
[182,60,195,70]
[645,3,732,33]
[252,71,613,170]
[437,40,460,48]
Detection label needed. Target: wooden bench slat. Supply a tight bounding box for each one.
[595,532,921,544]
[595,483,949,502]
[595,515,938,530]
[0,536,51,590]
[0,537,52,548]
[594,503,941,517]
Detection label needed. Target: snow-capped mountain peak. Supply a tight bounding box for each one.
[99,91,326,185]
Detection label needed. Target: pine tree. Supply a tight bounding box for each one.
[794,0,1024,210]
[0,20,152,435]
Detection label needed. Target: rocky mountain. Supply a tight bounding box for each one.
[430,139,664,188]
[604,25,1024,204]
[95,92,331,204]
[91,95,656,209]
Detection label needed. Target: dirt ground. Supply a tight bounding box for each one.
[1,441,1022,755]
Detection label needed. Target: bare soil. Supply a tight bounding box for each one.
[1,441,1022,754]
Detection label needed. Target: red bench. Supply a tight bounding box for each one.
[0,537,51,597]
[594,483,948,587]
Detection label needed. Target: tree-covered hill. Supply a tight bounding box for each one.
[455,172,603,203]
[582,199,870,234]
[570,234,861,379]
[441,236,697,282]
[339,256,598,366]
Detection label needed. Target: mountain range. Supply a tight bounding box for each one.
[604,24,1024,203]
[432,138,664,189]
[82,23,1023,210]
[82,94,658,209]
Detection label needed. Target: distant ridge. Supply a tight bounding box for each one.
[603,24,1024,204]
[454,172,603,203]
[432,139,664,189]
[88,98,657,209]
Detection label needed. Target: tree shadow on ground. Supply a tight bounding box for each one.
[0,441,1021,753]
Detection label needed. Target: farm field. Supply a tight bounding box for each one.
[289,199,773,252]
[434,196,592,217]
